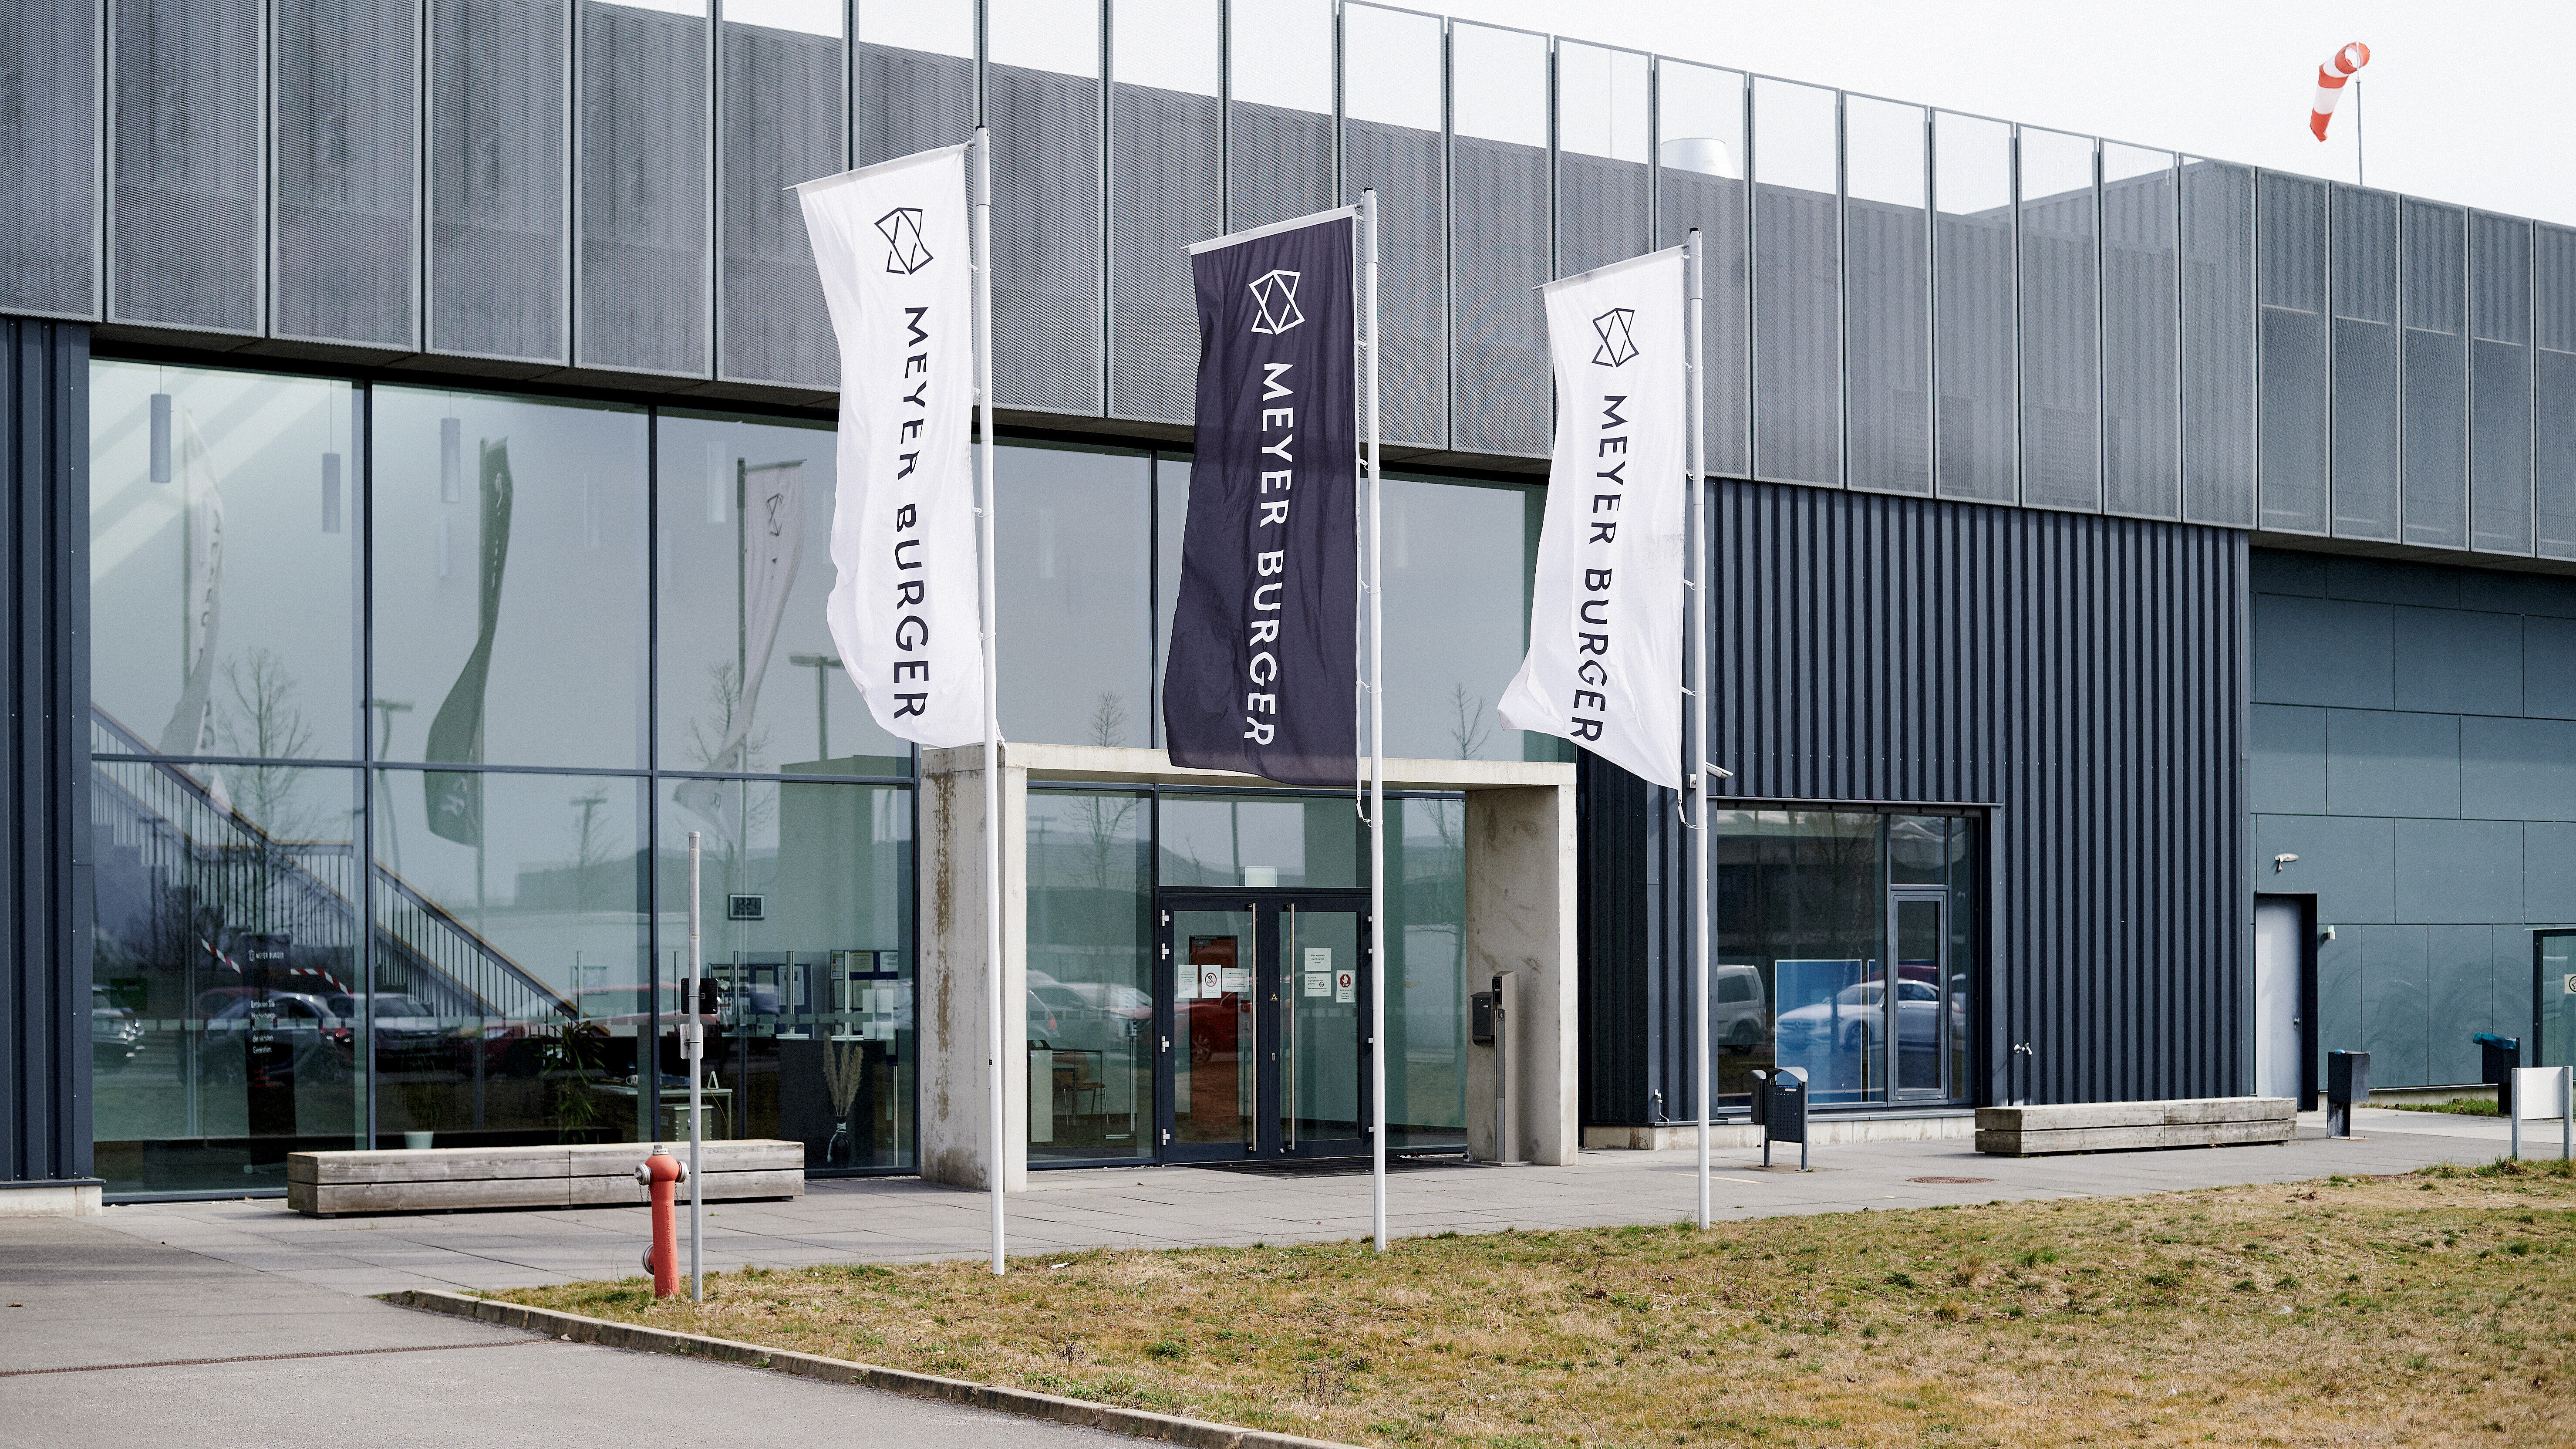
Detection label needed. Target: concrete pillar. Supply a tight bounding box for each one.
[915,746,1028,1191]
[1462,783,1579,1166]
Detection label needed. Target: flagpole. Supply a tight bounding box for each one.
[971,125,1007,1277]
[1685,229,1712,1232]
[1362,188,1387,1255]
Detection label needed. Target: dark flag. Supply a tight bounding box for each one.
[1163,209,1358,786]
[424,438,514,845]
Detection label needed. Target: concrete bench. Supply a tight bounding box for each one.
[1976,1097,2296,1156]
[287,1140,804,1216]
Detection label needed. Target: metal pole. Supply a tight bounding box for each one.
[1362,188,1386,1253]
[686,831,703,1302]
[972,126,1008,1277]
[1685,230,1710,1231]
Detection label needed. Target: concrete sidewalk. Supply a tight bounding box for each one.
[89,1108,2542,1298]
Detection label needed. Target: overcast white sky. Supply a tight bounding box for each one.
[1437,0,2576,225]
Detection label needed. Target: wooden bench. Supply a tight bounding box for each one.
[287,1139,804,1216]
[1976,1097,2296,1157]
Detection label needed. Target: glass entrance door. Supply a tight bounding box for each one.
[1889,891,1950,1099]
[2539,929,2576,1070]
[1157,894,1369,1160]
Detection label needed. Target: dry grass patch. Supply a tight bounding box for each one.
[497,1159,2575,1448]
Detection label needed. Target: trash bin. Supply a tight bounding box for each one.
[1763,1067,1809,1170]
[2475,1033,2522,1115]
[2326,1049,2370,1139]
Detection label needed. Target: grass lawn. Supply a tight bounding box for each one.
[496,1159,2573,1448]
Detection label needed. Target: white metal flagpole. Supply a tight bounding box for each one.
[1362,189,1387,1254]
[971,126,1007,1277]
[1684,230,1712,1231]
[686,830,705,1297]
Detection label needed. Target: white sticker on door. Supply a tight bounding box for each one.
[1303,972,1329,997]
[1197,964,1222,1000]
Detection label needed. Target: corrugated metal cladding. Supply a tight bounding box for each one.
[0,318,93,1185]
[1581,479,2248,1120]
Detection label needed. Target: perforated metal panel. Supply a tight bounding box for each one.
[2180,161,2254,528]
[2256,173,2327,533]
[2401,199,2468,550]
[430,0,568,363]
[1451,135,1550,458]
[1753,184,1841,486]
[854,43,973,168]
[2332,185,2400,540]
[576,1,709,377]
[0,1,99,319]
[2101,157,2177,519]
[274,0,420,349]
[2538,224,2576,561]
[1109,83,1218,425]
[1345,121,1446,451]
[2468,212,2532,555]
[111,0,262,334]
[2018,152,2099,512]
[718,15,840,389]
[1658,169,1749,480]
[1228,104,1331,232]
[991,63,1105,415]
[1932,116,2014,507]
[1845,197,1929,495]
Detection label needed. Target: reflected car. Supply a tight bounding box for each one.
[322,993,452,1067]
[1772,980,1945,1056]
[92,985,145,1071]
[200,992,356,1085]
[1712,965,1767,1054]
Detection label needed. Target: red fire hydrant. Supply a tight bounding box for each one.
[635,1146,688,1298]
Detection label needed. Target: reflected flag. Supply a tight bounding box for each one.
[424,439,514,846]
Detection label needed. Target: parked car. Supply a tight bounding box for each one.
[92,985,144,1071]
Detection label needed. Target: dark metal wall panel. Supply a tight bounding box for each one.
[0,0,101,320]
[1581,477,2247,1118]
[111,0,264,334]
[0,318,93,1185]
[273,0,421,350]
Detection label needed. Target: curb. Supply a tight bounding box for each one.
[382,1289,1357,1449]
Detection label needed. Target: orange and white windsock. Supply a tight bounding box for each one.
[2309,42,2370,141]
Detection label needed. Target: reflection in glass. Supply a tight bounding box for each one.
[2181,159,2256,527]
[1226,0,1333,228]
[1110,0,1221,423]
[371,770,649,1148]
[1381,477,1548,760]
[2539,226,2576,561]
[91,361,360,762]
[988,0,1104,414]
[1448,23,1550,457]
[1657,61,1749,479]
[1160,795,1362,888]
[1933,112,2015,503]
[1752,78,1841,487]
[1281,905,1362,1147]
[90,764,364,1195]
[1844,96,1929,496]
[1342,3,1446,448]
[663,778,913,1170]
[373,387,648,770]
[2101,145,2177,519]
[997,443,1153,747]
[1557,43,1650,278]
[2402,199,2469,550]
[1170,905,1255,1151]
[1028,790,1151,1161]
[2019,128,2100,511]
[1389,797,1467,1147]
[2257,173,2329,533]
[1153,455,1190,747]
[657,412,907,777]
[2332,186,2401,541]
[2470,212,2534,555]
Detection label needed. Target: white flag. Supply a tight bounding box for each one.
[1497,248,1688,791]
[796,144,985,748]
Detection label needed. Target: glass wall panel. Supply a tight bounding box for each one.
[1382,476,1549,761]
[576,0,710,376]
[1159,794,1362,888]
[1389,796,1466,1147]
[2101,144,2177,519]
[989,0,1105,415]
[2469,212,2534,554]
[91,361,361,762]
[2017,127,2099,511]
[273,0,421,349]
[372,387,649,770]
[1656,61,1749,479]
[1842,96,1929,497]
[1932,111,2015,505]
[0,0,98,317]
[1342,3,1447,450]
[1751,77,1841,487]
[2331,185,2401,540]
[853,0,974,167]
[1555,42,1651,277]
[112,0,262,333]
[1448,22,1551,457]
[91,764,365,1196]
[1109,0,1221,424]
[371,770,651,1148]
[2180,159,2256,527]
[2257,173,2328,532]
[1028,789,1153,1162]
[430,0,570,362]
[2401,199,2469,550]
[996,442,1154,746]
[656,412,908,777]
[663,779,914,1171]
[1225,0,1333,230]
[2538,224,2576,561]
[718,0,843,388]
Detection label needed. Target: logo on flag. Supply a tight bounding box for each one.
[876,207,934,274]
[1248,269,1305,334]
[1591,308,1639,368]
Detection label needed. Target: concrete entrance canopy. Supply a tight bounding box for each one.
[915,743,1576,1190]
